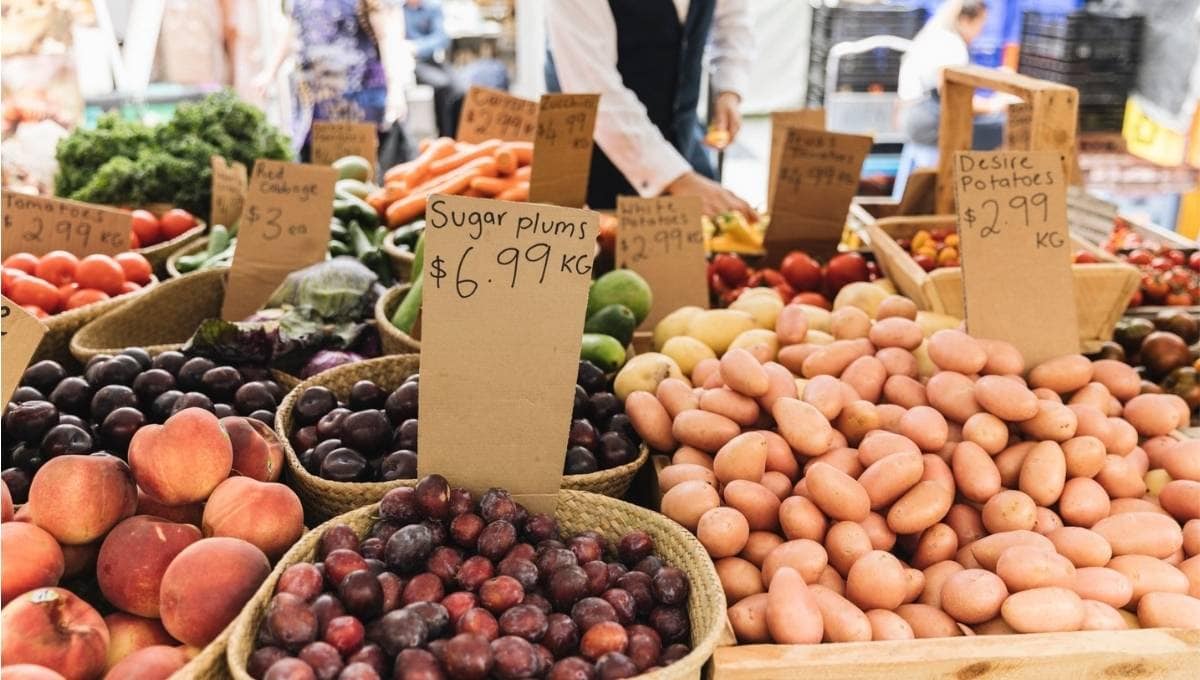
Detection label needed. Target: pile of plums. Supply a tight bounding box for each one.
[248,475,694,680]
[291,361,642,485]
[2,349,286,503]
[565,361,643,476]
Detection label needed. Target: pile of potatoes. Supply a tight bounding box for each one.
[621,288,1200,644]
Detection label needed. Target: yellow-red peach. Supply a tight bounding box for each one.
[201,477,303,560]
[2,481,13,521]
[97,516,202,618]
[1,665,66,680]
[128,408,231,506]
[101,645,188,680]
[134,491,202,527]
[222,417,284,482]
[1,587,109,680]
[102,613,176,671]
[27,455,137,545]
[1,523,64,604]
[60,542,99,581]
[159,537,269,647]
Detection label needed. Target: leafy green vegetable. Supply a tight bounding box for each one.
[266,257,380,321]
[54,92,292,218]
[182,318,277,367]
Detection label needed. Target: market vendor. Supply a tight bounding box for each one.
[545,0,755,216]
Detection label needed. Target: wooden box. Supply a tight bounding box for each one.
[866,214,1140,351]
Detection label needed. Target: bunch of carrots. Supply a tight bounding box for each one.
[368,137,534,228]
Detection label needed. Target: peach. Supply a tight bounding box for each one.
[1,587,109,680]
[222,417,284,482]
[60,542,100,581]
[159,537,270,647]
[128,408,232,505]
[103,613,176,671]
[27,455,137,545]
[2,665,67,680]
[1,523,65,604]
[101,645,188,680]
[97,516,202,618]
[201,477,303,560]
[134,491,203,527]
[3,481,13,521]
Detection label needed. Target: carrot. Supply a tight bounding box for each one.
[427,169,478,197]
[463,188,485,198]
[514,165,532,180]
[366,188,391,214]
[384,161,416,184]
[493,147,518,176]
[500,141,534,166]
[497,181,530,202]
[386,195,428,228]
[428,139,503,176]
[469,175,519,197]
[418,138,432,153]
[406,137,457,186]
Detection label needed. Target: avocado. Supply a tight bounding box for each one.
[587,269,653,324]
[581,333,627,373]
[585,304,637,347]
[333,155,372,182]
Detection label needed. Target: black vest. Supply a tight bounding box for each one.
[547,0,717,209]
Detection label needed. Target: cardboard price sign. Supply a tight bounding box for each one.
[221,160,337,321]
[529,93,600,208]
[2,191,131,257]
[768,108,825,208]
[418,195,596,513]
[1005,102,1032,151]
[311,122,379,176]
[2,296,48,404]
[953,150,1078,365]
[765,128,871,262]
[616,195,707,328]
[457,86,539,144]
[210,156,248,228]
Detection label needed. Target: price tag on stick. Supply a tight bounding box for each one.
[616,195,708,329]
[767,108,825,208]
[529,93,599,208]
[311,122,380,177]
[765,128,871,263]
[419,195,597,513]
[457,86,539,144]
[2,296,48,404]
[221,160,336,321]
[2,191,131,257]
[953,150,1078,365]
[210,156,248,228]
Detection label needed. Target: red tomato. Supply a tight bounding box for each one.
[160,209,197,240]
[1142,275,1169,302]
[57,282,80,306]
[913,253,936,272]
[779,251,822,291]
[1189,251,1200,272]
[129,230,141,249]
[791,291,831,310]
[1125,249,1154,266]
[760,269,786,288]
[3,252,38,274]
[708,270,730,298]
[114,252,152,285]
[1165,249,1186,266]
[1165,290,1193,306]
[823,252,870,297]
[74,254,126,295]
[1,267,27,295]
[10,275,60,313]
[772,282,796,302]
[711,253,748,288]
[21,304,48,319]
[130,209,161,246]
[1128,288,1143,307]
[119,281,141,294]
[1073,250,1100,264]
[66,288,110,310]
[1150,256,1175,272]
[34,250,79,286]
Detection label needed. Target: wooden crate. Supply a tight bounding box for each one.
[712,629,1200,680]
[1068,188,1196,252]
[866,214,1140,351]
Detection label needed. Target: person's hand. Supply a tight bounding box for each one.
[384,90,408,127]
[250,71,275,100]
[665,171,756,220]
[707,91,743,149]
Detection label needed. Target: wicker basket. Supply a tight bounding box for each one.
[374,284,421,355]
[165,237,211,279]
[139,225,206,273]
[33,280,157,369]
[381,231,416,282]
[866,214,1141,353]
[69,268,228,363]
[277,355,649,522]
[226,492,726,680]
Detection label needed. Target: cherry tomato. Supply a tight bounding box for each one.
[160,209,197,240]
[1073,250,1100,264]
[74,254,126,296]
[34,250,79,286]
[114,252,152,285]
[1165,249,1186,266]
[10,275,60,313]
[1126,249,1154,266]
[3,252,38,274]
[66,288,110,310]
[1165,290,1193,306]
[130,209,162,246]
[1189,251,1200,272]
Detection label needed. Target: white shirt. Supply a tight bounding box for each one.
[546,0,753,197]
[897,26,969,102]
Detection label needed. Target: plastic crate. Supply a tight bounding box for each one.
[1080,105,1128,133]
[1017,52,1137,77]
[1022,10,1143,42]
[811,4,926,43]
[1020,33,1140,63]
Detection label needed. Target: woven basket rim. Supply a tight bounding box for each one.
[165,235,219,279]
[225,490,726,680]
[381,230,417,264]
[374,283,421,351]
[278,354,649,510]
[136,222,206,258]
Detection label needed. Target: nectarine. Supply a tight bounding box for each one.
[129,408,232,506]
[2,481,13,521]
[1,665,67,680]
[134,491,202,527]
[101,645,188,680]
[201,477,304,560]
[97,516,201,618]
[1,588,109,680]
[1,523,64,604]
[102,613,176,671]
[223,417,284,482]
[27,455,137,545]
[59,542,100,581]
[159,537,269,647]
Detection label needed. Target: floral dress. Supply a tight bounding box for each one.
[288,0,393,154]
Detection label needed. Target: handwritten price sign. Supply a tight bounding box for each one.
[1,296,48,404]
[2,192,131,257]
[457,86,539,144]
[210,156,248,228]
[617,195,707,328]
[529,94,599,208]
[953,150,1077,364]
[620,227,704,265]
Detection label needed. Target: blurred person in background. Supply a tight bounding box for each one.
[893,0,1005,198]
[159,0,263,106]
[255,0,414,157]
[404,0,462,137]
[545,0,755,215]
